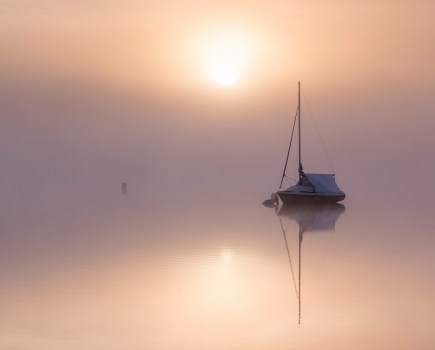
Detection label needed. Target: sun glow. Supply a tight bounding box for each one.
[202,35,253,86]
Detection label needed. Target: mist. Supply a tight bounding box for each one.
[1,2,435,349]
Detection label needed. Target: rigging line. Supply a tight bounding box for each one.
[301,87,335,174]
[282,173,298,187]
[279,107,298,189]
[284,175,297,183]
[278,216,299,298]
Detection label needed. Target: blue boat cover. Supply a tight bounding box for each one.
[304,173,344,194]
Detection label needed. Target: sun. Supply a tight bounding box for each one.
[202,35,252,86]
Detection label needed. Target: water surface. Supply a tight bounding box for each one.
[1,186,433,350]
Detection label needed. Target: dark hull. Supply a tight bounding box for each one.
[277,191,345,205]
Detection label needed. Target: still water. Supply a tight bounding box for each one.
[0,186,434,350]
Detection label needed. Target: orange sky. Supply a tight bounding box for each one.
[1,1,435,210]
[2,1,434,94]
[1,3,435,347]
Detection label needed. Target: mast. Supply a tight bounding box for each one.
[298,81,303,179]
[278,82,303,188]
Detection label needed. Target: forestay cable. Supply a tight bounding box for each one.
[279,108,298,189]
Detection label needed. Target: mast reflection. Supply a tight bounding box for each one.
[276,203,345,324]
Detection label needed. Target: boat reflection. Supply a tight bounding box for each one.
[275,203,345,324]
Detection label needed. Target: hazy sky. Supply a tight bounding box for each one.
[1,0,435,212]
[1,3,435,349]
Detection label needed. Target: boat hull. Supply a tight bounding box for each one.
[277,191,345,205]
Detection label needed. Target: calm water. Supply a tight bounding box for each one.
[2,1,435,347]
[1,185,434,350]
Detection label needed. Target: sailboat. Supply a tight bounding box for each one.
[276,82,346,205]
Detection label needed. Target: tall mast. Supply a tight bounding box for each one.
[298,81,303,179]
